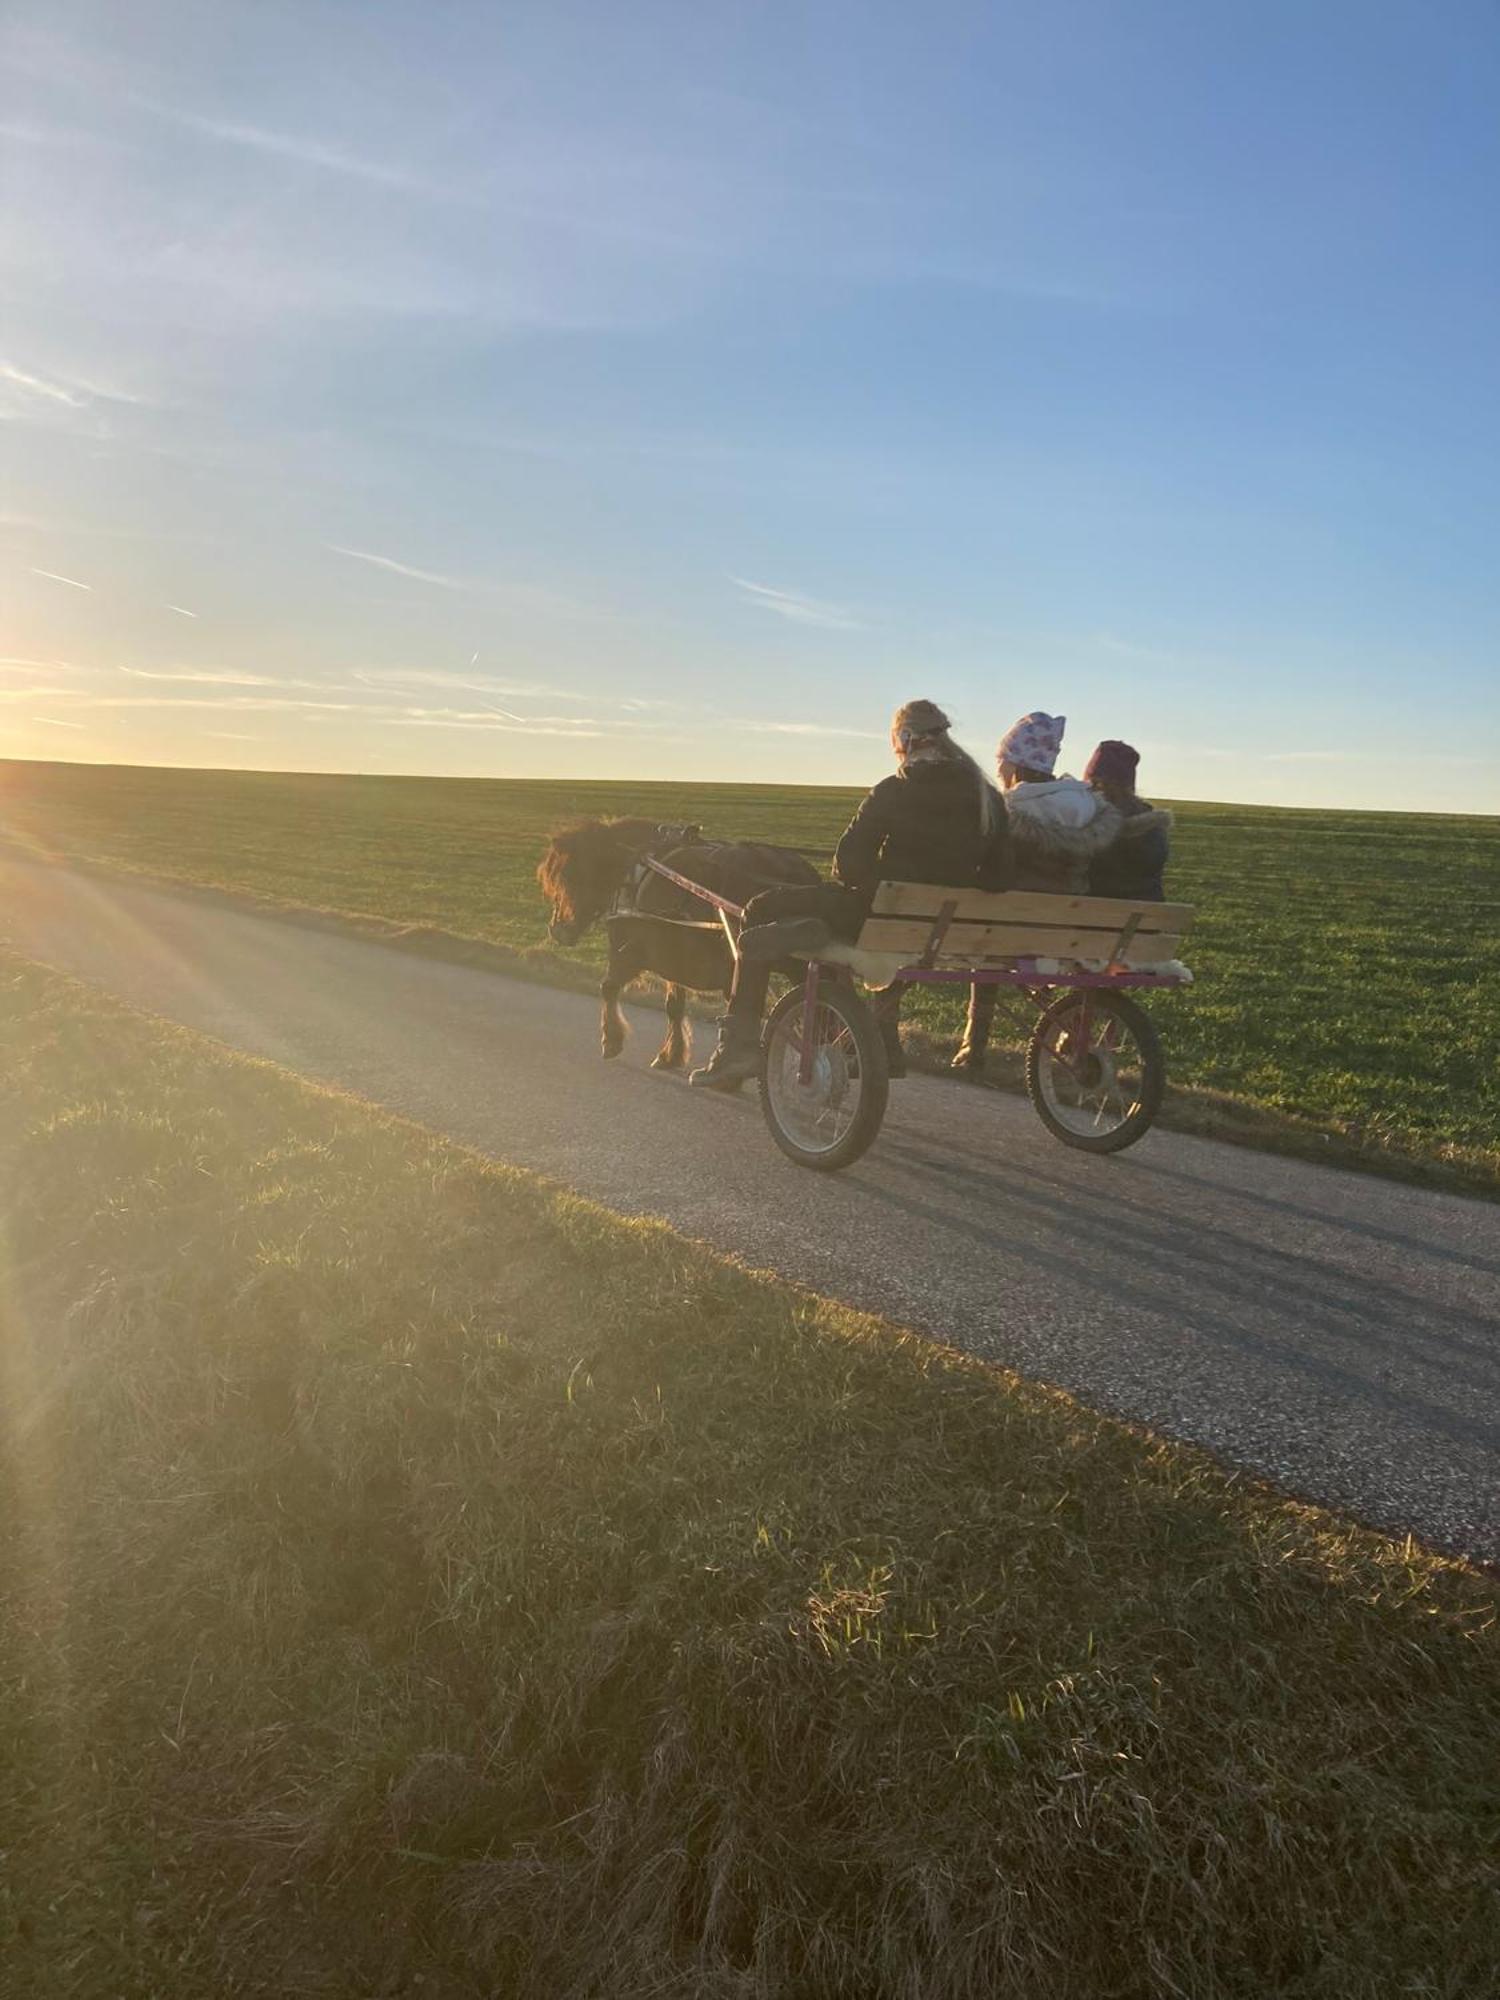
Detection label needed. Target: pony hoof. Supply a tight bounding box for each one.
[602,1044,625,1061]
[651,1053,685,1071]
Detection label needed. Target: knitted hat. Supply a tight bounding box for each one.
[1084,739,1140,788]
[998,711,1065,775]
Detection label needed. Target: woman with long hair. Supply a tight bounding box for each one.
[690,699,1010,1091]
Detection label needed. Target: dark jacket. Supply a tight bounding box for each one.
[1004,778,1124,895]
[1087,797,1172,902]
[833,759,1012,899]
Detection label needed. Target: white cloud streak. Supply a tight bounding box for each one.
[731,577,862,630]
[31,715,86,728]
[30,566,93,590]
[738,720,885,739]
[328,545,465,589]
[118,666,291,687]
[351,667,588,699]
[166,604,198,618]
[2,362,84,407]
[386,715,607,736]
[150,105,428,192]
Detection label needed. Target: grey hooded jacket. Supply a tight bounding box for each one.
[1004,777,1124,895]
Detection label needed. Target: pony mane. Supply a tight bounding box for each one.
[536,818,660,924]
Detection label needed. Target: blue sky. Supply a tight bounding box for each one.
[3,0,1497,809]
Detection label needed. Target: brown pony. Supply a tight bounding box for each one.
[537,818,820,1067]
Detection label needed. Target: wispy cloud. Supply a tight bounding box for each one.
[738,720,885,739]
[166,604,198,619]
[385,713,607,737]
[328,545,465,589]
[2,362,84,408]
[84,694,364,714]
[351,667,586,699]
[731,577,862,630]
[0,656,75,669]
[1,360,152,416]
[30,566,93,591]
[150,105,429,192]
[31,715,86,728]
[118,666,289,687]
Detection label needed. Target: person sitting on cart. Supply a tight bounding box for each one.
[952,710,1124,1078]
[1082,739,1172,902]
[689,699,1010,1092]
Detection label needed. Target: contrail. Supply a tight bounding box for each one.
[31,567,93,591]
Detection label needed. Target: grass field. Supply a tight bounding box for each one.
[2,953,1497,1998]
[3,757,1497,1188]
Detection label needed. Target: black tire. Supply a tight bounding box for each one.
[1025,991,1165,1154]
[760,978,889,1171]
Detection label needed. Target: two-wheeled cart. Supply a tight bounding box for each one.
[641,860,1195,1172]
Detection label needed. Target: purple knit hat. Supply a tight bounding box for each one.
[997,711,1065,776]
[1084,739,1140,788]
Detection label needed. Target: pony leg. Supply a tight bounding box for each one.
[652,984,690,1070]
[600,937,631,1060]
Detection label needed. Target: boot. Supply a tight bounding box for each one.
[950,983,996,1079]
[870,986,907,1079]
[738,916,833,962]
[689,1011,763,1091]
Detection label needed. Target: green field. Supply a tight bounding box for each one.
[3,757,1497,1185]
[4,955,1497,1997]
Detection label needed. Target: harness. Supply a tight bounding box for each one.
[608,824,707,917]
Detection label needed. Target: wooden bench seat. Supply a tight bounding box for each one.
[848,881,1195,971]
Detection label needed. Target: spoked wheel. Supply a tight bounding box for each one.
[1026,991,1165,1153]
[761,977,889,1171]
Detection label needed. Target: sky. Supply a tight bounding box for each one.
[2,0,1497,811]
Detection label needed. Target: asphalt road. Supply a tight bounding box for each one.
[4,854,1498,1563]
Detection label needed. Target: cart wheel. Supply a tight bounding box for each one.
[1026,991,1164,1153]
[761,978,889,1171]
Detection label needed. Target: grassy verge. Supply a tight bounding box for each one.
[2,955,1497,1998]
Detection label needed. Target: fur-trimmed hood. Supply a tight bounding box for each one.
[1005,777,1123,859]
[1112,805,1173,845]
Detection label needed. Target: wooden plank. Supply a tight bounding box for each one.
[853,918,1186,964]
[869,880,1194,934]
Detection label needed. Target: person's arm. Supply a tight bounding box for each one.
[1138,823,1168,874]
[833,780,896,893]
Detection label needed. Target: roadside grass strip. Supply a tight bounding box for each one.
[1,955,1496,1998]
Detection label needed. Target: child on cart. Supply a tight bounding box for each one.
[1082,739,1173,902]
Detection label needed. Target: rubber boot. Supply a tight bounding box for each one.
[950,983,996,1080]
[738,916,834,962]
[689,1011,763,1091]
[870,986,907,1079]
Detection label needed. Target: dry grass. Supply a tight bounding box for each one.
[1,954,1497,1998]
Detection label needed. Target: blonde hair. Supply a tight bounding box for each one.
[890,700,1001,838]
